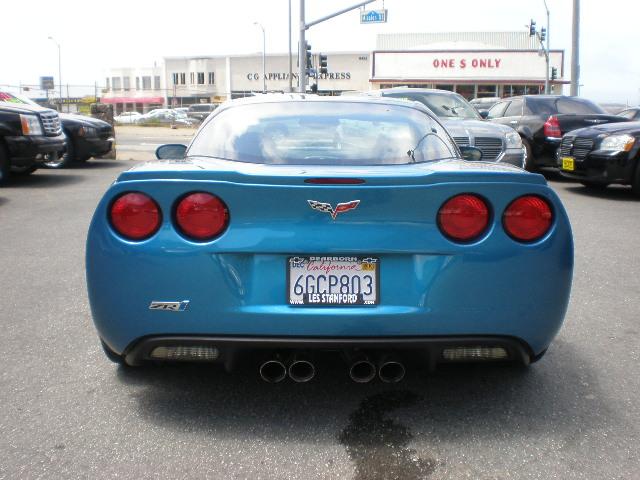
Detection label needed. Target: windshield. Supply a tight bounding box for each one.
[0,91,38,106]
[526,97,607,115]
[188,101,458,165]
[387,92,480,119]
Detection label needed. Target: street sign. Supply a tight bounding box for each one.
[360,9,387,24]
[40,76,55,90]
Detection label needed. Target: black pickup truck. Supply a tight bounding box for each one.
[0,93,66,182]
[486,95,627,171]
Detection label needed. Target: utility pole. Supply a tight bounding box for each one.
[288,0,293,93]
[570,0,580,96]
[298,0,375,93]
[48,36,62,111]
[253,22,267,93]
[298,0,305,93]
[543,0,550,94]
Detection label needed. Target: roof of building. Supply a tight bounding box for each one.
[376,32,539,51]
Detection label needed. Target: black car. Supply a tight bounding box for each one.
[617,107,640,121]
[53,113,115,168]
[0,92,66,182]
[486,95,627,171]
[558,121,640,194]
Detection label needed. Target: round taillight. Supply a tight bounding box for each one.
[437,194,490,242]
[503,195,553,242]
[110,192,161,240]
[175,192,229,240]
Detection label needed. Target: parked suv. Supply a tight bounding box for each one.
[351,88,525,167]
[9,94,115,168]
[486,95,627,171]
[187,103,217,122]
[0,91,66,182]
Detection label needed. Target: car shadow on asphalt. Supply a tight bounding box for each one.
[0,197,9,207]
[4,172,86,189]
[115,340,610,479]
[564,185,639,202]
[64,160,127,170]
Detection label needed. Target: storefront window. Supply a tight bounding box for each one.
[455,85,475,100]
[435,84,454,91]
[510,85,526,96]
[477,85,498,98]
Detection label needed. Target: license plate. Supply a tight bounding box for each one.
[287,256,379,306]
[561,156,575,171]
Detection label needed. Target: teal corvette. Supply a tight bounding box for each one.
[86,95,573,383]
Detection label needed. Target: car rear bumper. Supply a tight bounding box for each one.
[119,334,533,367]
[558,151,636,184]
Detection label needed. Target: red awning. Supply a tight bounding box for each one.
[101,96,164,104]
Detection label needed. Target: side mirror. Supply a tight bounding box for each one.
[479,110,489,119]
[155,144,187,159]
[459,146,483,161]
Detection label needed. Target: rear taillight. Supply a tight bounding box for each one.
[110,192,161,240]
[503,195,553,242]
[175,192,229,240]
[437,194,490,242]
[543,115,562,138]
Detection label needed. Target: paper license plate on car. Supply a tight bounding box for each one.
[288,256,379,306]
[561,157,575,171]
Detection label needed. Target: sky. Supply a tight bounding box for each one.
[1,0,637,104]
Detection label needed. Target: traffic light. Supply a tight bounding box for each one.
[551,67,557,81]
[529,19,536,36]
[319,54,328,75]
[540,27,546,42]
[306,43,312,69]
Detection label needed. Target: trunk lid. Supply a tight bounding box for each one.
[556,114,628,135]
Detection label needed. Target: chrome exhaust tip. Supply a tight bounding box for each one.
[288,354,316,383]
[378,357,405,383]
[349,359,376,383]
[259,359,287,383]
[344,351,376,383]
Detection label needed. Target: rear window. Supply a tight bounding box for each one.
[187,101,458,165]
[526,97,606,115]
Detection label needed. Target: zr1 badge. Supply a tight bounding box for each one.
[148,300,190,311]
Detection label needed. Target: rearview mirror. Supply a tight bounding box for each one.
[155,144,187,159]
[459,146,483,161]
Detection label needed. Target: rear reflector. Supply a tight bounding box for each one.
[437,194,490,242]
[110,192,161,240]
[304,178,365,185]
[442,346,508,361]
[175,192,229,241]
[503,195,553,242]
[150,345,219,361]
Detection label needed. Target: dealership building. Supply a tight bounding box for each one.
[102,32,566,114]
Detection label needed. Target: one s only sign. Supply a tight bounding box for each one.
[373,50,564,81]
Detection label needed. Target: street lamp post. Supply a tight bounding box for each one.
[47,36,62,111]
[253,22,266,94]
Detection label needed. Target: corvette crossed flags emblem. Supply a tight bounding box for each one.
[307,200,360,220]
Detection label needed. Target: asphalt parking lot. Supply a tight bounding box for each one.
[1,127,638,479]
